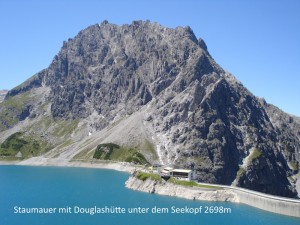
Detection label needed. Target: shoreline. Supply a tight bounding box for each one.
[125,176,239,202]
[0,160,20,165]
[0,157,136,173]
[125,175,300,218]
[1,158,300,218]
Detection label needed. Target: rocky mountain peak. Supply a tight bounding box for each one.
[0,21,299,198]
[38,20,223,120]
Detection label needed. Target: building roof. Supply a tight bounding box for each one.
[172,169,192,173]
[162,167,173,171]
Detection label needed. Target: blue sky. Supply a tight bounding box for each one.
[0,0,299,116]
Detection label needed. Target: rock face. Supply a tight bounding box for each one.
[1,21,300,198]
[125,176,239,202]
[0,90,8,103]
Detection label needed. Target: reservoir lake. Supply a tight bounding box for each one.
[0,165,300,225]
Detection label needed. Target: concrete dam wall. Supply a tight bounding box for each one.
[232,188,300,217]
[193,182,300,217]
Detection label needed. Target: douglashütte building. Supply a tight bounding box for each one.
[160,167,195,181]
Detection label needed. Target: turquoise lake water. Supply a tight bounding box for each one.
[0,165,300,225]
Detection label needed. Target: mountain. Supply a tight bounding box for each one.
[0,20,299,198]
[0,90,8,103]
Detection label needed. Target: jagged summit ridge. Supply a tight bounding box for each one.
[38,20,222,121]
[1,21,300,198]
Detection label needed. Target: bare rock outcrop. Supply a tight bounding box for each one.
[125,176,239,202]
